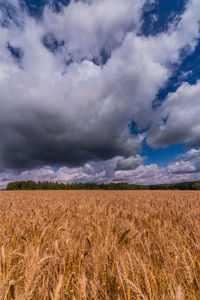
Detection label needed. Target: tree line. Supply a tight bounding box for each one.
[5,180,200,190]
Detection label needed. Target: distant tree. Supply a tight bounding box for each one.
[6,180,200,191]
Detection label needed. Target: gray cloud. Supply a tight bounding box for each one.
[148,81,200,148]
[0,0,200,177]
[115,155,145,171]
[0,154,145,188]
[42,0,146,65]
[168,148,200,174]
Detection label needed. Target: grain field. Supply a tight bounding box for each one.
[0,190,200,299]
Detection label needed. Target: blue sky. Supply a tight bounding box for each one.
[0,0,200,187]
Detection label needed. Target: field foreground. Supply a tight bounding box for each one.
[0,190,200,299]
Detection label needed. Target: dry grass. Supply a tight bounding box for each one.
[0,190,200,299]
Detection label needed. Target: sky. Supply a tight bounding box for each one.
[0,0,200,188]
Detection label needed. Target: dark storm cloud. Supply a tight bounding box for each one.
[0,100,142,170]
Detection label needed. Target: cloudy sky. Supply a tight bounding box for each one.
[0,0,200,188]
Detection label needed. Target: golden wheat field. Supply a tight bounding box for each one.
[0,190,200,299]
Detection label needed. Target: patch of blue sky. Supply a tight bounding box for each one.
[129,121,188,168]
[22,0,48,17]
[128,120,150,136]
[178,40,200,85]
[22,0,71,17]
[141,0,187,36]
[7,43,24,61]
[52,166,60,172]
[152,38,200,109]
[142,142,187,167]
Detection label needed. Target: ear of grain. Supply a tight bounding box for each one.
[54,275,63,300]
[175,285,185,300]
